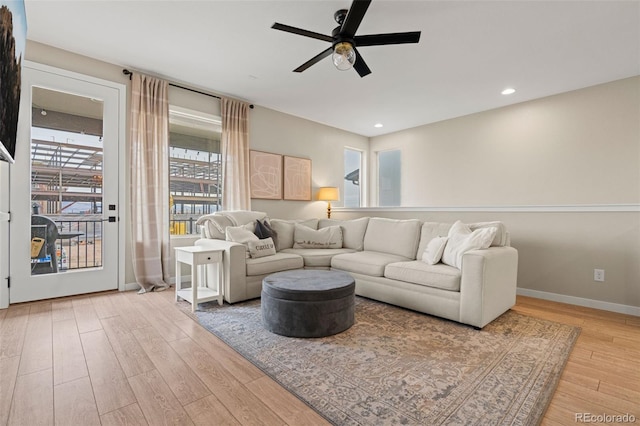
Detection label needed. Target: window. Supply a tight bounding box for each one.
[378,149,401,206]
[169,107,222,235]
[343,148,362,208]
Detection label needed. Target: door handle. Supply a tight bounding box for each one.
[101,217,118,222]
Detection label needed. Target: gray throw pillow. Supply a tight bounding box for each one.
[254,219,278,249]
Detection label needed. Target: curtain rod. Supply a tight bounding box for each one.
[122,69,254,109]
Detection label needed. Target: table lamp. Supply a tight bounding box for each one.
[317,187,340,218]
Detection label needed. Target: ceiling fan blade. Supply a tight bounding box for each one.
[353,48,371,78]
[341,0,372,37]
[293,47,334,73]
[271,23,333,42]
[355,31,421,46]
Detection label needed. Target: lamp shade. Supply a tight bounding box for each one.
[317,187,340,201]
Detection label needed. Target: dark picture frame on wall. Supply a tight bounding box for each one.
[283,155,311,201]
[0,0,27,163]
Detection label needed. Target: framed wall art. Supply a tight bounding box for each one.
[249,150,282,199]
[283,155,311,201]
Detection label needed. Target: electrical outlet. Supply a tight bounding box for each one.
[594,269,605,282]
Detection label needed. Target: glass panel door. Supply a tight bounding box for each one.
[10,63,123,303]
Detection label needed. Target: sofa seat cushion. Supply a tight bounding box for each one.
[331,251,410,277]
[246,253,303,276]
[384,261,461,291]
[281,248,356,268]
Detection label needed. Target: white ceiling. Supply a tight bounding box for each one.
[24,0,640,137]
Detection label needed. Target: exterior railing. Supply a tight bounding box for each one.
[52,217,102,270]
[42,216,199,272]
[170,217,199,235]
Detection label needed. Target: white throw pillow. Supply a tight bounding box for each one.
[248,238,276,259]
[441,221,497,269]
[225,224,258,244]
[421,236,449,265]
[269,219,318,250]
[468,221,507,246]
[293,224,343,249]
[225,224,259,258]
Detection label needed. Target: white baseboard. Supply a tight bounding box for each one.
[517,287,640,317]
[123,276,190,292]
[124,282,140,292]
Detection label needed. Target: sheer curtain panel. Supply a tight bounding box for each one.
[221,98,251,210]
[130,73,171,293]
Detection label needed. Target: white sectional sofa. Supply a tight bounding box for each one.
[195,211,518,328]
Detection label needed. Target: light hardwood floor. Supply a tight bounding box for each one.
[0,290,638,425]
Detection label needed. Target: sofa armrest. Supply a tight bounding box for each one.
[195,238,248,303]
[459,246,518,328]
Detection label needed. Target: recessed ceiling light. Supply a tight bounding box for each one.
[374,123,383,128]
[501,88,516,95]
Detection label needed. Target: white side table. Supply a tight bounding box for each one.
[175,246,223,312]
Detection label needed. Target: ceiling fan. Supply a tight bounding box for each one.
[271,0,421,77]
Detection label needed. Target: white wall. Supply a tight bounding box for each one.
[249,106,368,219]
[23,41,367,287]
[369,77,639,207]
[362,77,640,309]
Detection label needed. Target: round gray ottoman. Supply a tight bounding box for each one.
[261,270,355,338]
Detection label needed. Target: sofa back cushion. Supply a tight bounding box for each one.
[318,217,369,250]
[363,218,422,259]
[269,219,318,251]
[219,210,267,226]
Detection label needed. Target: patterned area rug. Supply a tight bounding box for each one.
[195,297,579,425]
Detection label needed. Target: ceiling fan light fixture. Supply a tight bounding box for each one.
[332,42,356,71]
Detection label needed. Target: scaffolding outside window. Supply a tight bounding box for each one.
[169,107,222,235]
[30,87,105,273]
